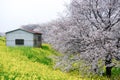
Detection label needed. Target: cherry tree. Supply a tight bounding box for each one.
[55,0,120,77]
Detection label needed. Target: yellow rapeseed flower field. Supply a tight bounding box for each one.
[0,37,83,80]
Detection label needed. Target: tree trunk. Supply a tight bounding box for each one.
[106,67,112,77]
[105,53,112,77]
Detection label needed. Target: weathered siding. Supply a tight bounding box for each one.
[6,30,34,47]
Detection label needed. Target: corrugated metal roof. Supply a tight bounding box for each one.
[6,28,42,35]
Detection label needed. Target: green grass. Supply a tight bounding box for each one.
[0,37,5,46]
[0,37,120,80]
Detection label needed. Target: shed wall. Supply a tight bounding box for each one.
[6,30,34,47]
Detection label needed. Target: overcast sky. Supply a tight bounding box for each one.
[0,0,70,32]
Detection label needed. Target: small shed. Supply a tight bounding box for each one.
[6,28,42,47]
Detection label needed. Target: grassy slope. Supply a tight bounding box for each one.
[0,37,120,80]
[0,37,82,80]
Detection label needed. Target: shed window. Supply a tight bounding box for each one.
[15,39,24,45]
